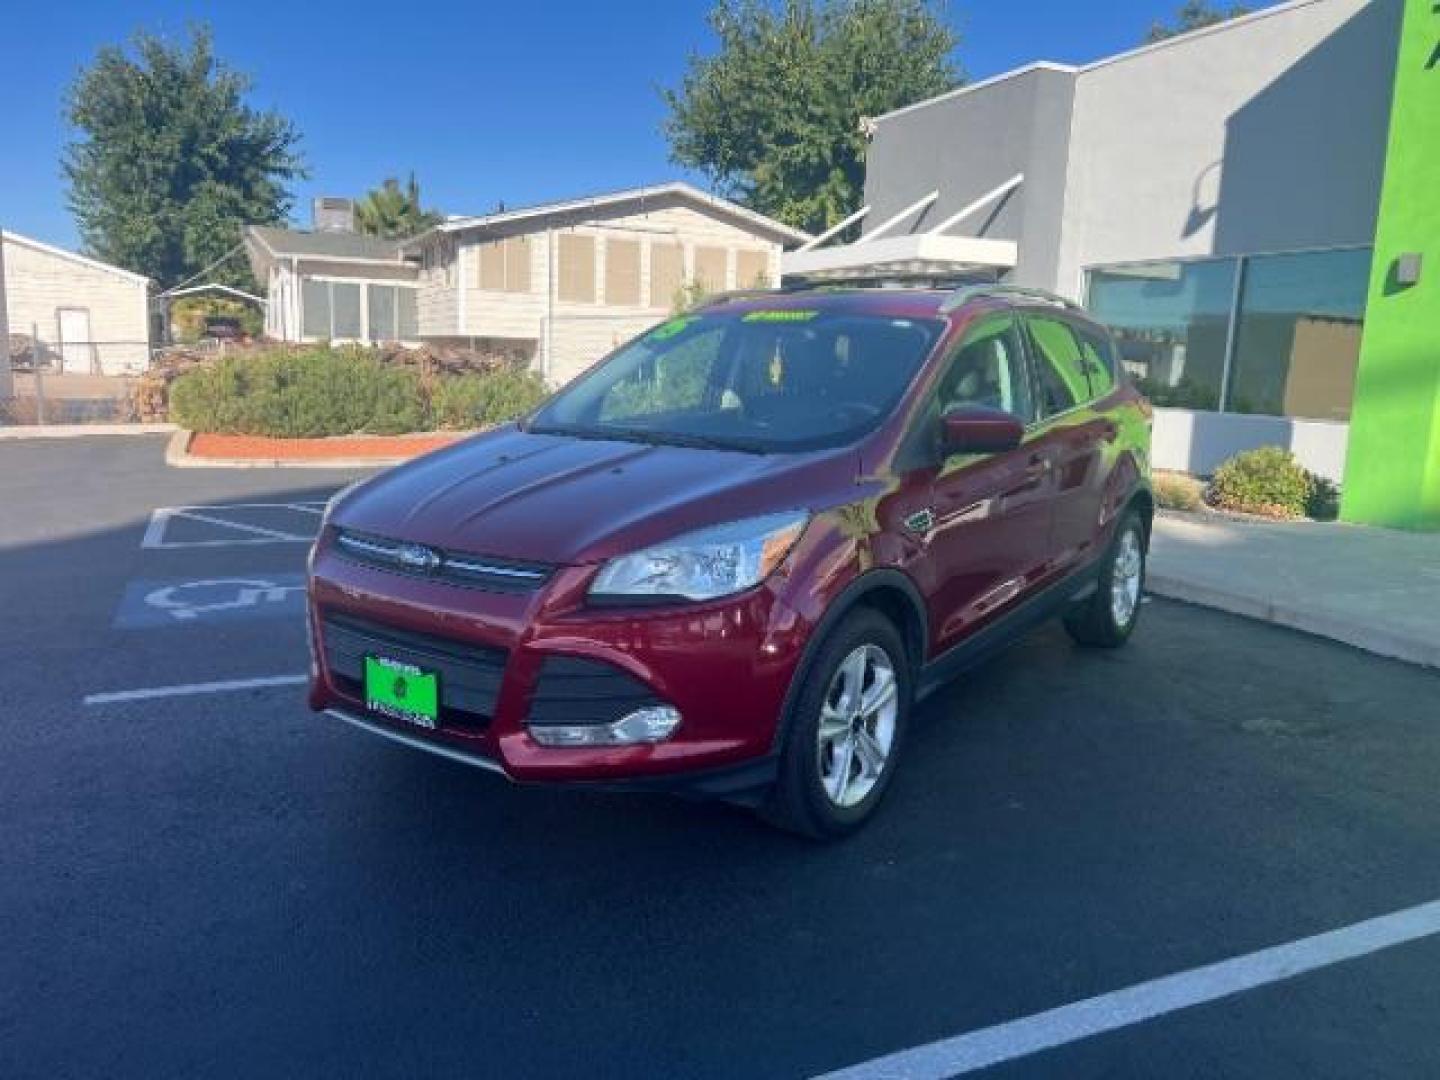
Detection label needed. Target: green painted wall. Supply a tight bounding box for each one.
[1343,0,1440,529]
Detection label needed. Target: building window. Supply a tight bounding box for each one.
[302,279,330,338]
[1226,248,1370,421]
[331,283,362,339]
[735,249,771,288]
[365,284,420,342]
[558,233,596,303]
[650,242,684,309]
[1086,258,1238,410]
[606,239,641,306]
[477,236,531,293]
[693,246,728,293]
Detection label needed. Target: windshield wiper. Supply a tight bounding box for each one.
[527,422,764,455]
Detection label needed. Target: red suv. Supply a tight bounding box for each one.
[306,285,1152,837]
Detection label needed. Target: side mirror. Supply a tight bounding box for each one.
[941,406,1025,454]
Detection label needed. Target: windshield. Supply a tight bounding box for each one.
[527,308,944,453]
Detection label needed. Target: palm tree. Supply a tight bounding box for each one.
[354,174,443,239]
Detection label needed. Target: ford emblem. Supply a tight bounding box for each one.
[397,543,442,573]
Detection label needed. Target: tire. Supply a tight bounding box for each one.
[1064,509,1146,648]
[761,609,912,840]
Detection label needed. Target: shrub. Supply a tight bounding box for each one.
[1206,446,1312,519]
[430,368,548,429]
[1305,474,1341,521]
[171,346,424,437]
[1153,471,1204,512]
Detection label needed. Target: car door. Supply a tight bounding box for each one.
[1023,315,1115,574]
[905,315,1054,653]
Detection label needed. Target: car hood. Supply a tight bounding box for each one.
[331,425,855,566]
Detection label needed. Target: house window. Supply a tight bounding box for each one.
[302,279,331,338]
[649,242,684,309]
[606,239,641,307]
[735,249,771,289]
[397,288,418,340]
[477,236,531,293]
[558,234,596,303]
[1086,258,1238,410]
[367,284,396,342]
[331,283,362,339]
[1227,248,1370,421]
[693,246,728,293]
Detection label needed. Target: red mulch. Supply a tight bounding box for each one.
[189,432,466,461]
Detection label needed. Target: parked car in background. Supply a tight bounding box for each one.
[305,284,1153,837]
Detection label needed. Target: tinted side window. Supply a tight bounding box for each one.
[1073,324,1118,399]
[901,317,1032,468]
[1028,317,1089,416]
[938,317,1033,422]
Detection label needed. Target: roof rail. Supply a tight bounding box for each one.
[939,284,1082,314]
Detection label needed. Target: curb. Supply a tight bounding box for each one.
[0,423,177,440]
[1146,572,1439,671]
[163,429,449,469]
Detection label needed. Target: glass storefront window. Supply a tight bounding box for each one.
[1226,248,1371,421]
[1086,259,1237,410]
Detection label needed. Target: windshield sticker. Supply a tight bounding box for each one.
[742,310,819,324]
[648,317,696,342]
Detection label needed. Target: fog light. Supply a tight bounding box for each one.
[529,705,682,747]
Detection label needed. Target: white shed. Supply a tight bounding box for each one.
[0,230,151,375]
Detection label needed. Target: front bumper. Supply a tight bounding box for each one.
[307,541,810,793]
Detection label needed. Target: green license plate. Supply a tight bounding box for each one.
[364,656,440,729]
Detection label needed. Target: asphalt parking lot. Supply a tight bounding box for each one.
[4,434,1440,1079]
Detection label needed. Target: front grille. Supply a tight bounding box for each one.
[321,613,507,729]
[528,656,663,728]
[334,528,553,593]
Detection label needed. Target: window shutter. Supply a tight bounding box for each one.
[558,234,596,303]
[606,239,641,306]
[649,243,684,309]
[694,246,728,292]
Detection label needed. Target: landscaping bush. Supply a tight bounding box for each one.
[431,368,548,429]
[1206,446,1313,519]
[1153,471,1204,512]
[171,346,425,437]
[170,345,549,437]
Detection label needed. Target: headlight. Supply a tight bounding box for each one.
[589,511,808,602]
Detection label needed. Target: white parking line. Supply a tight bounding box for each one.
[84,674,308,706]
[140,502,326,550]
[814,898,1440,1079]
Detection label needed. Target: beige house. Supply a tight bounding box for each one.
[248,183,808,385]
[0,229,151,375]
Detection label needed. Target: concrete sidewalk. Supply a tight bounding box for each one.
[1148,513,1440,670]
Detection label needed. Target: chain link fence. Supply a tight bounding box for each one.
[2,325,148,426]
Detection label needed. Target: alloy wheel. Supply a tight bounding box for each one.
[816,644,898,809]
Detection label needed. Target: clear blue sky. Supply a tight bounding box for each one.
[0,0,1265,250]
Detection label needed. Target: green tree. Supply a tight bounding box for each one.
[355,174,444,239]
[663,0,960,235]
[1146,1,1255,43]
[64,25,304,288]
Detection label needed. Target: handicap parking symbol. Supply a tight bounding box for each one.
[114,574,308,629]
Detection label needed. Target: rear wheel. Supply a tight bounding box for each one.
[1064,509,1146,648]
[762,609,911,840]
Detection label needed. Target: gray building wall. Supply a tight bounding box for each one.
[1055,0,1398,296]
[863,0,1398,296]
[862,65,1077,287]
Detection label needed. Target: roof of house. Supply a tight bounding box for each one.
[0,229,151,286]
[407,182,812,247]
[246,226,408,264]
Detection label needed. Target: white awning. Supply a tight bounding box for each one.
[782,233,1018,281]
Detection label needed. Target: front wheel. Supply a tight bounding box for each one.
[1064,509,1146,648]
[761,609,911,840]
